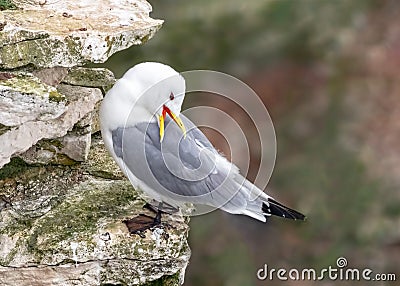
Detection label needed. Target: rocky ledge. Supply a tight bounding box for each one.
[0,0,163,69]
[0,1,190,285]
[0,136,190,286]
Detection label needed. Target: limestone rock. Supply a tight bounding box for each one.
[0,0,163,69]
[19,131,92,165]
[0,1,188,285]
[0,79,103,168]
[15,77,109,165]
[0,72,66,127]
[62,67,117,134]
[63,67,116,93]
[0,136,190,286]
[32,67,70,87]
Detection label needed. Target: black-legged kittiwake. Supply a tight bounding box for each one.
[100,62,305,234]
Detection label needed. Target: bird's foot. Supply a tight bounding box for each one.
[123,213,161,237]
[124,201,178,237]
[123,210,174,238]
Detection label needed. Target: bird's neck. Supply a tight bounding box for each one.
[100,95,157,133]
[128,105,157,125]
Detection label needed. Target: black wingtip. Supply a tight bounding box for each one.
[262,198,306,221]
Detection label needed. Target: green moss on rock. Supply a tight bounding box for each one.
[63,67,115,93]
[0,157,29,181]
[30,180,137,252]
[146,271,182,286]
[0,0,17,11]
[0,138,190,283]
[82,135,125,179]
[0,72,65,102]
[0,123,11,136]
[49,90,65,103]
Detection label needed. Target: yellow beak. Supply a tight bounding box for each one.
[159,105,186,142]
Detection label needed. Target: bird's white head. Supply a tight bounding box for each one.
[100,62,186,142]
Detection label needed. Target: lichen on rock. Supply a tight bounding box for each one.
[0,136,190,285]
[0,1,17,11]
[0,0,163,69]
[0,72,66,126]
[0,1,189,285]
[63,67,116,92]
[0,81,103,168]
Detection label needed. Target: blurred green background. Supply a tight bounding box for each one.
[98,0,400,285]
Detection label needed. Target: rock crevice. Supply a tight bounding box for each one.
[0,1,190,285]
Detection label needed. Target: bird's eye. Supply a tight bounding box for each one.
[169,92,175,100]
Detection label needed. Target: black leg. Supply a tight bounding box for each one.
[154,208,162,224]
[143,202,159,214]
[143,201,179,214]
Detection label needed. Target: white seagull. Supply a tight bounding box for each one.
[100,62,305,234]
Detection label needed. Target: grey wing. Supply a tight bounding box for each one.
[112,115,247,210]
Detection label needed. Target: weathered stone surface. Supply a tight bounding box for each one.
[81,136,125,180]
[0,260,187,286]
[63,67,116,134]
[0,72,66,126]
[63,67,116,92]
[0,0,163,68]
[19,131,92,164]
[0,82,102,168]
[0,1,188,285]
[0,136,190,285]
[32,67,70,87]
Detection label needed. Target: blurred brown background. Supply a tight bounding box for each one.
[98,0,400,285]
